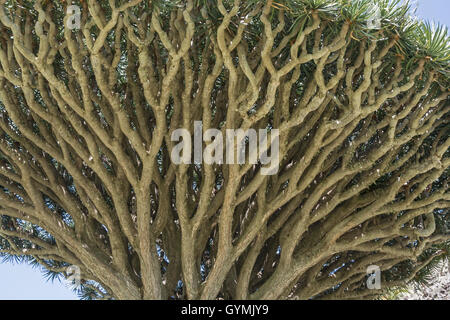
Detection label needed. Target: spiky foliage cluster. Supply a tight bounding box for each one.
[0,0,448,299]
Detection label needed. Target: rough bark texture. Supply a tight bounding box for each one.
[0,0,448,300]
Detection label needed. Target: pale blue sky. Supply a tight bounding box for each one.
[415,0,450,26]
[0,262,77,299]
[0,0,448,300]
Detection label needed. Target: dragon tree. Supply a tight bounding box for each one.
[0,0,449,300]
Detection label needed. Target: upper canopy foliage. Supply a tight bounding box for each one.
[3,0,449,79]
